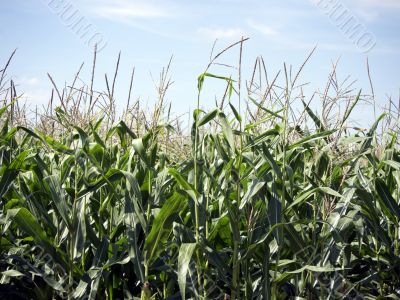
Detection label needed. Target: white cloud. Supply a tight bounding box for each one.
[247,20,278,37]
[197,27,246,40]
[85,0,171,20]
[342,0,400,19]
[15,76,40,87]
[356,0,400,9]
[337,0,400,21]
[26,77,40,86]
[21,88,52,106]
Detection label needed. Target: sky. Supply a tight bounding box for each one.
[0,0,399,126]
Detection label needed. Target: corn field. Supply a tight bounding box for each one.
[0,43,400,299]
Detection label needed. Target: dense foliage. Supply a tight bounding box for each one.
[0,46,399,299]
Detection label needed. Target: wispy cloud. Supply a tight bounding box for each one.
[342,0,400,20]
[78,0,188,40]
[247,20,278,37]
[14,77,49,106]
[19,76,40,87]
[21,88,51,106]
[354,0,400,9]
[197,27,246,40]
[84,0,171,20]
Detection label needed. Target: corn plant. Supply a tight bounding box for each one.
[0,43,399,300]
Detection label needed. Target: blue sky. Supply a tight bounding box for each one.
[1,0,399,125]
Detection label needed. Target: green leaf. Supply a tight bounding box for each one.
[44,175,72,229]
[301,99,324,131]
[341,90,361,125]
[286,186,342,211]
[0,151,29,198]
[268,180,282,244]
[198,109,219,127]
[240,179,265,209]
[218,112,235,150]
[132,138,150,167]
[122,171,145,283]
[145,192,187,264]
[229,102,242,123]
[248,97,284,119]
[178,243,197,300]
[6,208,54,255]
[42,134,74,154]
[1,269,25,277]
[169,168,199,203]
[375,178,400,222]
[288,130,336,150]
